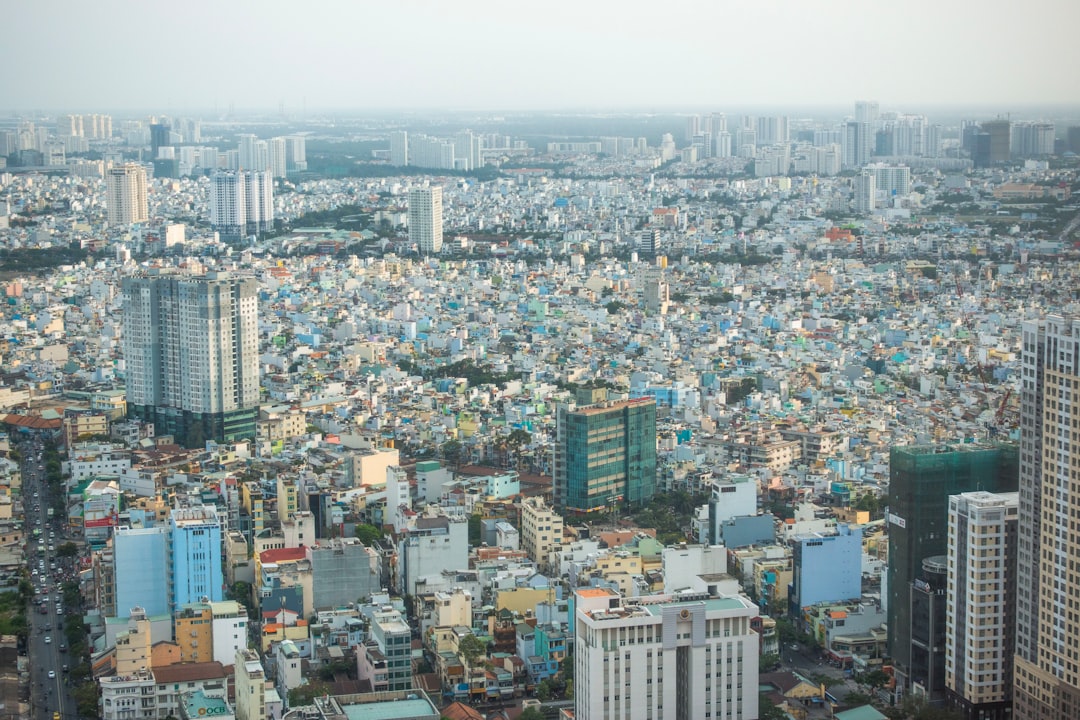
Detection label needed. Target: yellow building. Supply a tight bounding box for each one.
[520,496,564,573]
[175,603,214,663]
[494,587,556,616]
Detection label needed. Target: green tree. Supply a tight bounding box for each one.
[441,439,463,468]
[519,709,545,720]
[457,633,487,667]
[760,652,780,671]
[605,300,626,314]
[843,691,873,706]
[288,680,334,707]
[468,513,482,547]
[759,695,788,720]
[354,523,384,546]
[73,681,101,717]
[536,679,553,702]
[56,541,78,557]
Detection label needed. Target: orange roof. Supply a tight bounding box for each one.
[577,588,615,598]
[829,610,848,619]
[260,546,307,564]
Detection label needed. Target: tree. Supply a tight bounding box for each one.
[288,680,333,707]
[843,691,873,706]
[354,523,384,546]
[441,439,463,469]
[536,679,553,702]
[760,652,780,671]
[56,541,78,557]
[759,695,789,720]
[519,710,545,720]
[457,633,487,667]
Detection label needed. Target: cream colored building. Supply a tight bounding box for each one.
[520,496,563,573]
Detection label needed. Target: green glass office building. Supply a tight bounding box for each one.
[554,398,657,514]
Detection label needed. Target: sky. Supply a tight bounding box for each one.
[3,0,1079,114]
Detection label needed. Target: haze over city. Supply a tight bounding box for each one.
[4,0,1080,113]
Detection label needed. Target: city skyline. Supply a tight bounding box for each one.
[3,0,1079,113]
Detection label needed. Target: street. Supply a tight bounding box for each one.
[20,431,79,720]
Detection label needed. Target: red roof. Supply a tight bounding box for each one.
[260,546,307,564]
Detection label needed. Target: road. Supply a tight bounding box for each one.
[780,642,861,703]
[20,431,78,720]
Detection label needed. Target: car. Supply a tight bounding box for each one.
[47,670,55,679]
[43,636,51,644]
[59,643,66,652]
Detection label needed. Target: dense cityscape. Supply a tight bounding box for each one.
[2,29,1080,718]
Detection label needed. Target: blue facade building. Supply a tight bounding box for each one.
[789,524,863,616]
[170,506,224,609]
[114,525,170,617]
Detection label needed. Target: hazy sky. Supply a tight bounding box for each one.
[4,0,1079,114]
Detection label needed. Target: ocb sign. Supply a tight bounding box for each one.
[197,707,230,716]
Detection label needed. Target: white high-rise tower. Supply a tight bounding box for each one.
[408,186,443,254]
[106,163,149,225]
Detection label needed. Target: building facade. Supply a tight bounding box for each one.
[574,587,759,720]
[554,398,657,514]
[1014,316,1080,719]
[122,270,259,447]
[945,491,1018,720]
[170,506,224,610]
[106,163,149,225]
[886,444,1018,696]
[408,186,443,254]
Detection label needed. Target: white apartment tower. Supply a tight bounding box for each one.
[209,170,273,238]
[945,491,1018,719]
[408,186,443,254]
[390,130,409,166]
[854,172,876,214]
[575,587,759,720]
[122,270,259,446]
[106,163,149,225]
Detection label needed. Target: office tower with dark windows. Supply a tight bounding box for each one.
[886,444,1018,699]
[553,398,657,514]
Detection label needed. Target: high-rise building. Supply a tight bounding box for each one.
[842,121,871,169]
[855,100,880,128]
[150,123,170,159]
[122,270,259,447]
[1014,316,1080,719]
[170,505,224,609]
[114,525,171,617]
[1010,122,1055,158]
[268,136,287,178]
[869,163,912,198]
[209,170,273,238]
[789,524,863,614]
[389,130,408,166]
[106,163,149,225]
[887,444,1018,698]
[854,172,876,213]
[408,186,443,254]
[285,135,306,171]
[574,586,759,720]
[553,398,657,514]
[945,491,1018,720]
[981,120,1011,164]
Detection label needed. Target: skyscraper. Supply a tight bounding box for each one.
[389,130,408,166]
[106,163,149,225]
[886,444,1018,697]
[408,186,443,254]
[842,121,871,169]
[553,398,657,514]
[122,270,259,447]
[1014,316,1080,719]
[854,172,876,213]
[150,123,170,159]
[981,120,1011,164]
[574,586,759,720]
[209,170,273,238]
[945,491,1018,720]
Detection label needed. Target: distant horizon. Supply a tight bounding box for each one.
[4,0,1077,116]
[4,102,1080,122]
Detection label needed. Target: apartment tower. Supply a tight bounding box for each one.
[945,491,1018,720]
[122,270,259,447]
[106,163,149,225]
[1014,316,1080,718]
[408,186,443,254]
